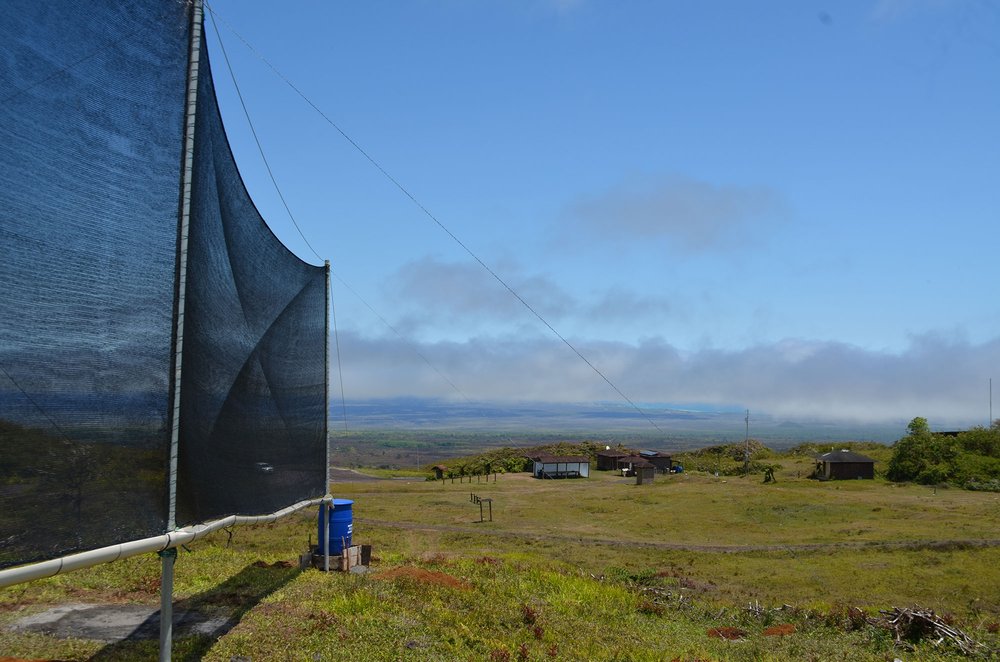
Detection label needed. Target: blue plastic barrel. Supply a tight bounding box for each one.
[317,499,353,554]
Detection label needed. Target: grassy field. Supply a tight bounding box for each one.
[2,458,999,660]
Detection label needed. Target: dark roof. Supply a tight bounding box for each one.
[819,450,875,463]
[530,455,590,463]
[596,449,629,457]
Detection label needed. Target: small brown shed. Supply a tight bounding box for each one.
[816,450,875,480]
[634,461,656,485]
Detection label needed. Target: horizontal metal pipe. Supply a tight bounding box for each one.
[0,496,330,589]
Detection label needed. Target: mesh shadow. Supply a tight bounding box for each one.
[89,560,301,661]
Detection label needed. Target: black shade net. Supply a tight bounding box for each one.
[177,32,327,525]
[0,0,328,569]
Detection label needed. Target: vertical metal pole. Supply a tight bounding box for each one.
[324,261,331,493]
[158,552,175,661]
[162,1,203,660]
[744,409,750,478]
[158,547,177,657]
[324,261,331,573]
[322,500,329,573]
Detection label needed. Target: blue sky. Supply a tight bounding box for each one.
[204,0,1000,425]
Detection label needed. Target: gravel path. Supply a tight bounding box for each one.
[328,467,381,482]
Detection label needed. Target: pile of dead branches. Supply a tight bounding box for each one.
[877,607,991,656]
[637,585,692,610]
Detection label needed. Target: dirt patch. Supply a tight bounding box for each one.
[251,560,294,569]
[707,626,746,640]
[8,604,231,643]
[763,623,796,636]
[373,566,471,590]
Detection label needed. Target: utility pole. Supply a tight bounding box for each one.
[744,409,750,478]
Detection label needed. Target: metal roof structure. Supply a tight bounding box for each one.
[528,454,590,463]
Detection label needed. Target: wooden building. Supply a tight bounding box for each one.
[529,455,590,479]
[615,456,654,477]
[816,450,875,480]
[639,450,673,473]
[596,449,630,471]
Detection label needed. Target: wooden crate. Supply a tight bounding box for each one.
[310,544,371,572]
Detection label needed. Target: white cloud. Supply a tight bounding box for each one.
[384,257,575,332]
[583,287,674,325]
[377,256,682,342]
[564,173,787,253]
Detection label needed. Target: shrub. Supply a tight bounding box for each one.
[888,418,1000,489]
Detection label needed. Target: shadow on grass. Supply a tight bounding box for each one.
[90,561,300,661]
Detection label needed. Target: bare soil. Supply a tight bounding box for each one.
[372,566,471,590]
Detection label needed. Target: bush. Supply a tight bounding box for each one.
[887,418,1000,489]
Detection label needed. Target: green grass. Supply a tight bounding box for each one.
[346,468,1000,548]
[2,466,999,660]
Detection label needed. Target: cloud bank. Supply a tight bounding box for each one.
[332,330,1000,426]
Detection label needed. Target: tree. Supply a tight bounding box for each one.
[887,417,956,484]
[907,417,930,437]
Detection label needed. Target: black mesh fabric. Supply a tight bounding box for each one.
[0,0,189,567]
[1,1,328,568]
[176,35,327,525]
